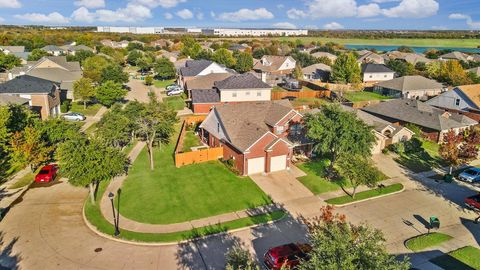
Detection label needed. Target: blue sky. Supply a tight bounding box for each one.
[0,0,479,30]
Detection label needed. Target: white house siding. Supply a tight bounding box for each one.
[404,89,443,100]
[363,72,395,83]
[220,89,271,102]
[426,89,478,111]
[197,63,229,76]
[278,58,296,71]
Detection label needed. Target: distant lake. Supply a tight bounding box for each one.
[345,44,480,54]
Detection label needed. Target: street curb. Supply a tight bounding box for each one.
[82,200,288,246]
[326,185,405,208]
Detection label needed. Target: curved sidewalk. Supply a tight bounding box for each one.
[99,141,280,234]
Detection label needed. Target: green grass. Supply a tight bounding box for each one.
[325,183,404,205]
[297,160,348,194]
[291,97,328,108]
[70,102,102,116]
[84,122,98,135]
[431,246,480,270]
[8,172,34,189]
[344,91,391,102]
[85,181,286,243]
[163,96,185,111]
[154,79,176,89]
[182,130,202,152]
[405,232,453,252]
[394,138,445,173]
[118,125,272,224]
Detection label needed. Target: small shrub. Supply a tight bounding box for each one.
[381,148,389,154]
[60,100,71,113]
[388,142,405,154]
[404,137,423,153]
[223,159,240,175]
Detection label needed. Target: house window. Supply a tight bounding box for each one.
[455,99,460,106]
[232,92,237,97]
[276,125,284,134]
[257,91,261,97]
[217,123,220,133]
[369,75,373,78]
[246,91,250,96]
[384,75,387,78]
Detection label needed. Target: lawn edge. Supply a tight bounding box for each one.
[325,183,405,207]
[404,232,453,252]
[82,198,288,246]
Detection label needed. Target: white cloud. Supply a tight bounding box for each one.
[273,22,297,29]
[74,0,105,9]
[357,3,382,18]
[131,0,186,8]
[210,11,215,18]
[164,12,173,20]
[176,9,193,19]
[287,9,307,19]
[449,13,480,29]
[0,17,5,22]
[382,0,439,18]
[72,4,152,23]
[371,0,400,2]
[218,8,274,22]
[289,0,357,19]
[323,22,344,30]
[15,12,70,24]
[432,26,448,30]
[196,12,204,20]
[0,0,21,8]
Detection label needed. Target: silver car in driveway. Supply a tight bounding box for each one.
[62,112,86,121]
[458,168,480,183]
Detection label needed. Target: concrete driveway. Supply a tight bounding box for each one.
[126,79,163,103]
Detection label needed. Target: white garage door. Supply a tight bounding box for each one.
[247,157,265,175]
[270,155,287,172]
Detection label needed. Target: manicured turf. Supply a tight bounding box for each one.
[85,181,286,243]
[8,172,34,189]
[118,129,272,224]
[431,246,480,270]
[405,232,453,252]
[163,96,185,111]
[70,102,102,116]
[182,130,202,152]
[344,91,391,102]
[154,79,176,89]
[297,160,349,194]
[394,138,445,173]
[325,183,404,205]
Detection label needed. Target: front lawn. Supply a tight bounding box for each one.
[343,91,391,102]
[393,138,445,173]
[119,130,272,224]
[163,96,185,111]
[405,232,453,252]
[431,246,480,270]
[297,160,347,194]
[325,183,404,205]
[154,79,176,89]
[70,102,102,116]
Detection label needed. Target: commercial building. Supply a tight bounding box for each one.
[96,26,164,34]
[202,28,308,37]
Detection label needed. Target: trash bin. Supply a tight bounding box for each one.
[443,174,453,183]
[430,216,440,230]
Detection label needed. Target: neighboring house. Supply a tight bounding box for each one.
[361,64,395,83]
[311,52,337,63]
[358,52,385,65]
[0,94,29,106]
[160,51,179,63]
[228,44,250,52]
[0,75,61,119]
[383,51,432,65]
[191,73,272,114]
[472,54,480,62]
[341,105,414,154]
[199,100,305,175]
[8,56,82,100]
[426,84,480,121]
[253,55,296,86]
[41,45,65,56]
[100,39,129,49]
[302,63,331,82]
[178,59,232,87]
[61,45,95,55]
[150,39,172,48]
[373,75,444,100]
[362,99,477,142]
[439,51,473,62]
[185,73,233,97]
[467,67,480,76]
[0,46,25,54]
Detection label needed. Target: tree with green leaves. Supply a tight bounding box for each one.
[136,93,177,170]
[181,36,201,59]
[331,53,361,84]
[0,52,22,71]
[0,106,12,158]
[337,155,382,198]
[83,55,109,83]
[10,126,53,172]
[145,75,153,86]
[57,138,128,204]
[101,64,129,84]
[95,80,127,107]
[66,50,95,63]
[225,244,259,270]
[127,42,144,51]
[290,50,319,68]
[440,60,472,86]
[127,50,143,66]
[27,48,49,61]
[213,48,236,68]
[196,49,213,61]
[386,59,416,77]
[293,64,303,79]
[96,105,132,148]
[305,104,375,172]
[234,51,253,73]
[73,77,96,109]
[37,118,82,147]
[154,57,176,79]
[136,56,154,72]
[298,206,410,270]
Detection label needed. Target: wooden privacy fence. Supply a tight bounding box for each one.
[271,90,331,100]
[174,116,223,167]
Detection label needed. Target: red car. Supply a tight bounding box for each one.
[263,243,311,270]
[35,164,58,183]
[465,194,480,210]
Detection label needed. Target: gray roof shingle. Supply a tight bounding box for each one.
[191,89,220,103]
[214,73,271,89]
[362,64,394,74]
[375,75,443,93]
[0,75,57,94]
[180,60,214,77]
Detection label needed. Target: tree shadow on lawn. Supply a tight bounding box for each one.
[394,150,445,174]
[396,249,473,270]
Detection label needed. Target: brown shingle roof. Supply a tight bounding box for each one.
[457,84,480,108]
[253,55,295,73]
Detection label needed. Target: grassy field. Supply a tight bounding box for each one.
[344,91,391,102]
[163,96,185,111]
[274,37,480,48]
[85,181,286,242]
[154,79,176,89]
[70,102,102,116]
[405,232,453,252]
[118,126,271,224]
[431,246,480,270]
[325,183,404,205]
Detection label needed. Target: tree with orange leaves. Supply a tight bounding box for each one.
[298,206,410,270]
[10,126,53,172]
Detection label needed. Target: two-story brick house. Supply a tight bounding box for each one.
[199,100,305,175]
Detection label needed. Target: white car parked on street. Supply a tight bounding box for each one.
[62,112,86,121]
